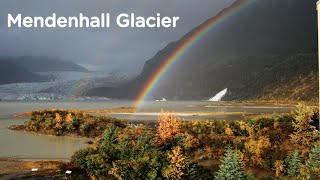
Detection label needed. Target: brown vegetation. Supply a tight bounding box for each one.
[14,107,136,118]
[10,109,128,138]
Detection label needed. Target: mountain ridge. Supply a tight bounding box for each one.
[7,56,88,72]
[0,60,50,85]
[87,0,318,101]
[0,56,88,85]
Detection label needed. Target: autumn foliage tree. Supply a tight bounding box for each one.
[290,104,319,157]
[164,146,188,180]
[156,111,182,145]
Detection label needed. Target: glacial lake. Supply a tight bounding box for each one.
[0,100,295,160]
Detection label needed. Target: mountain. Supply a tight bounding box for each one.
[0,60,50,85]
[7,56,88,72]
[87,0,318,101]
[0,56,88,85]
[255,70,318,103]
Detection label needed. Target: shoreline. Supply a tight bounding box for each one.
[109,111,251,116]
[8,124,95,139]
[14,107,136,118]
[0,159,67,179]
[0,158,70,162]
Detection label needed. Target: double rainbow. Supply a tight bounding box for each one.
[134,0,255,109]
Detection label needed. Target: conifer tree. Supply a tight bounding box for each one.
[287,150,301,178]
[306,146,320,179]
[214,147,246,180]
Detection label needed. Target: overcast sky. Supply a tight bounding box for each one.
[0,0,235,74]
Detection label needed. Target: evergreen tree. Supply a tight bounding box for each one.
[287,150,301,178]
[306,146,320,179]
[214,147,247,180]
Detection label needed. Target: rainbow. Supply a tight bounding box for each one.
[134,0,255,109]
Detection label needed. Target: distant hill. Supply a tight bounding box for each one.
[255,71,318,103]
[87,0,318,102]
[0,60,50,85]
[0,56,87,85]
[7,56,88,72]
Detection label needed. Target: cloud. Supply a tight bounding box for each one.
[0,0,235,73]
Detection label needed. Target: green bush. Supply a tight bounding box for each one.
[70,124,168,179]
[81,122,90,133]
[71,148,92,170]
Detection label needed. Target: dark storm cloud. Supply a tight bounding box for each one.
[0,0,235,73]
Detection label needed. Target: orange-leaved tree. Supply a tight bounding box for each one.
[156,110,182,145]
[164,146,188,180]
[65,113,73,123]
[290,104,319,157]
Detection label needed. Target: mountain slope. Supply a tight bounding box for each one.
[6,56,88,72]
[255,71,318,103]
[0,60,50,85]
[87,0,318,101]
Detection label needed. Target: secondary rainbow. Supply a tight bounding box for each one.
[134,0,255,109]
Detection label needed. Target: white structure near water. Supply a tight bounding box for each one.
[208,88,227,102]
[156,98,167,102]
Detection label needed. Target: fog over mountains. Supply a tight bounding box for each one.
[0,57,87,84]
[87,0,318,101]
[0,0,237,100]
[0,0,234,73]
[0,0,317,101]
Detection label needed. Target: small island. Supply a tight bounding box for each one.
[9,109,128,138]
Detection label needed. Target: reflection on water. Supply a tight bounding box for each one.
[0,100,295,160]
[0,117,89,160]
